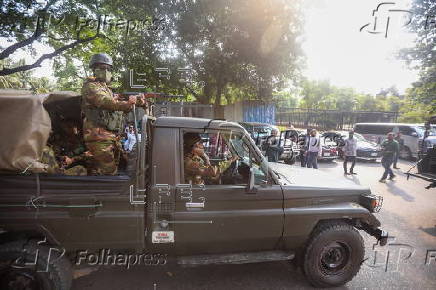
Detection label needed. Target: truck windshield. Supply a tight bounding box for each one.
[228,134,270,184]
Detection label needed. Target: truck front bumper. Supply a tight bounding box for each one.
[361,223,389,246]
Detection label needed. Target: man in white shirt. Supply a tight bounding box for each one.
[124,125,137,152]
[342,130,358,175]
[306,129,322,169]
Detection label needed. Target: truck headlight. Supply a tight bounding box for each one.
[360,194,383,213]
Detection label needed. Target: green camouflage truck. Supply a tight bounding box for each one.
[0,92,388,289]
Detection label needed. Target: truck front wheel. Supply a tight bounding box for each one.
[0,240,72,290]
[303,221,364,288]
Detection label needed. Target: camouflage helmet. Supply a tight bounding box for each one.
[89,53,113,68]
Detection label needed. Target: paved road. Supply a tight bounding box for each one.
[72,159,436,290]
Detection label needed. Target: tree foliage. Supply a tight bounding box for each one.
[0,59,55,93]
[399,0,435,113]
[1,0,305,104]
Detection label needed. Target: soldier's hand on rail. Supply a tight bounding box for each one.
[128,95,137,105]
[137,94,148,108]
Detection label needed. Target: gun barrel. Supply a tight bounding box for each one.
[122,92,185,99]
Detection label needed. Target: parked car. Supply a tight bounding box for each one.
[354,123,436,160]
[279,129,300,164]
[239,122,280,151]
[239,122,280,155]
[324,131,382,162]
[406,116,436,189]
[319,133,340,161]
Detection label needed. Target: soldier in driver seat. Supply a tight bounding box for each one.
[183,133,239,185]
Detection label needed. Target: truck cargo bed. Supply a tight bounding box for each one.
[0,174,132,196]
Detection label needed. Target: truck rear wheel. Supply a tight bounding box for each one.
[0,240,72,290]
[303,221,364,288]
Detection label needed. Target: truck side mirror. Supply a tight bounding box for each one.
[247,167,255,191]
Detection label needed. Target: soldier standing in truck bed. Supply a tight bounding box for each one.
[81,53,147,175]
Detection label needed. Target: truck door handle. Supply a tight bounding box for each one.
[185,197,205,209]
[186,202,205,208]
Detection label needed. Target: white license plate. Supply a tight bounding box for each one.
[371,153,378,157]
[152,231,174,243]
[324,152,330,156]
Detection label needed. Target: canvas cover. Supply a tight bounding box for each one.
[0,90,81,172]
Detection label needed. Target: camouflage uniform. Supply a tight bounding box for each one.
[183,132,234,185]
[184,153,235,185]
[184,153,216,185]
[81,76,146,175]
[39,146,87,175]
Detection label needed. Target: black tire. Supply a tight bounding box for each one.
[303,221,364,288]
[0,240,72,290]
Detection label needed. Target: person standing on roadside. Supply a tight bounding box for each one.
[393,132,403,169]
[306,129,322,169]
[264,129,283,162]
[379,132,400,183]
[300,128,311,167]
[343,130,358,175]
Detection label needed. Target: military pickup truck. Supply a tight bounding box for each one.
[0,106,388,289]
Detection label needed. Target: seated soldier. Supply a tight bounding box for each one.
[34,121,91,175]
[183,132,238,185]
[49,119,91,175]
[38,145,88,176]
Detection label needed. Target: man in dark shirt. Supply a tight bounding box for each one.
[299,128,311,167]
[393,132,404,169]
[264,129,283,162]
[379,132,400,183]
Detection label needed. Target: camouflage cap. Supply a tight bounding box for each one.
[89,53,113,68]
[184,132,202,151]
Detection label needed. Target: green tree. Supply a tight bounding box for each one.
[399,0,435,113]
[299,79,332,109]
[0,59,55,93]
[0,0,108,76]
[169,0,304,104]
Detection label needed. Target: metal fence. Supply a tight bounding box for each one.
[276,107,399,130]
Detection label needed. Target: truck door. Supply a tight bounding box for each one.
[173,129,284,255]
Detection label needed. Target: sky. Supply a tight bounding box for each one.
[301,0,419,95]
[1,0,420,95]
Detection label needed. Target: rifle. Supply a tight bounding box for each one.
[121,92,185,99]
